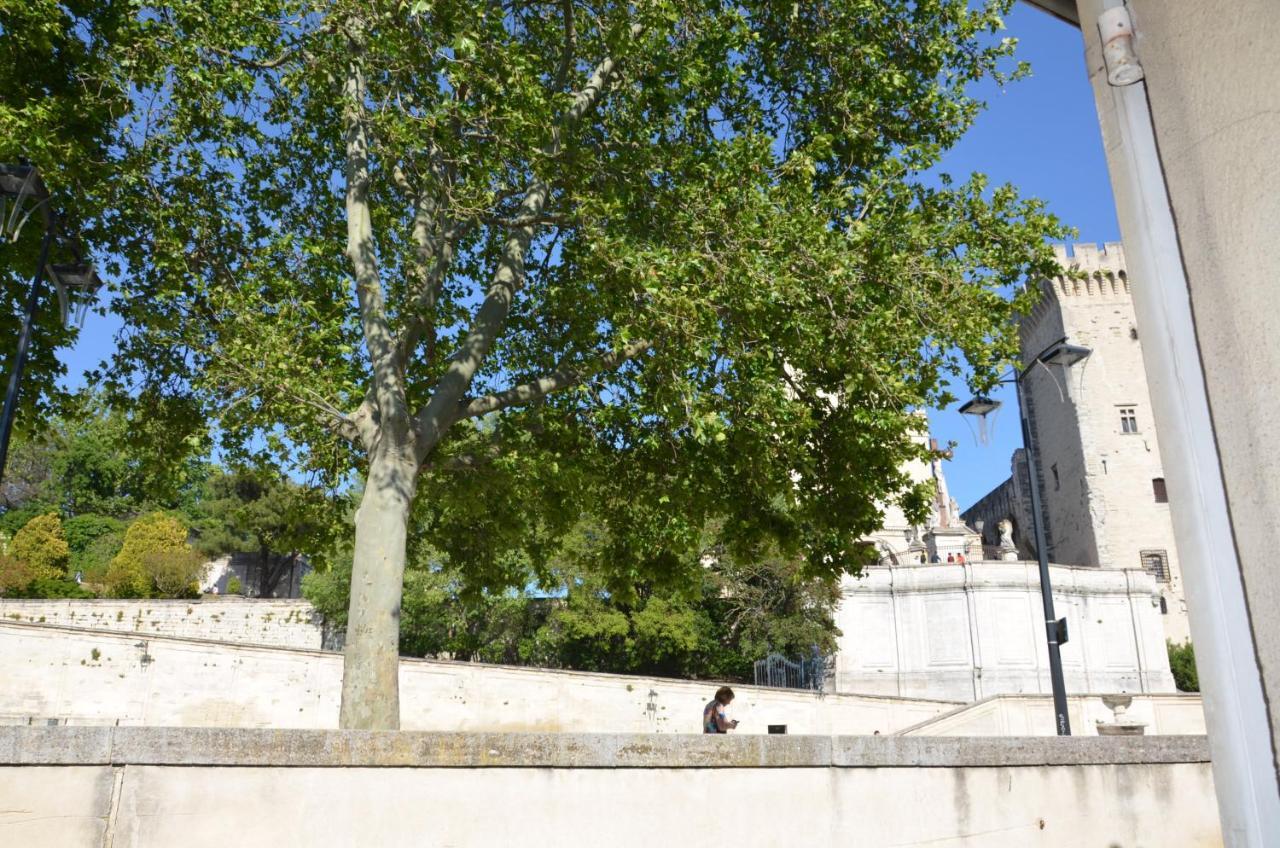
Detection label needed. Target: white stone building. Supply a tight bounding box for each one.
[962,243,1190,644]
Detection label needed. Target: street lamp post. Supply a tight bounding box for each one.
[960,337,1092,736]
[0,163,97,483]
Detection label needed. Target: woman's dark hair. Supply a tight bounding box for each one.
[715,686,735,704]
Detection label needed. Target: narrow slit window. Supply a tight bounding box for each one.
[1153,477,1168,503]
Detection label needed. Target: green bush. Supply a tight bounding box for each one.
[143,548,206,598]
[10,513,71,579]
[74,532,124,587]
[105,512,192,598]
[3,576,95,599]
[1168,640,1199,692]
[226,576,243,595]
[0,554,38,594]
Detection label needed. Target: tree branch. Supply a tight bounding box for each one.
[342,22,411,446]
[459,338,651,419]
[411,23,643,462]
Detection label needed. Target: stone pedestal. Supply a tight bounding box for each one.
[1096,694,1147,736]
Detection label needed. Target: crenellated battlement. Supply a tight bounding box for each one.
[1018,243,1133,340]
[1053,242,1126,274]
[1048,242,1130,298]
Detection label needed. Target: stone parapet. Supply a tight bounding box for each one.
[0,725,1210,769]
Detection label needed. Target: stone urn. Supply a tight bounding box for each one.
[1096,693,1147,736]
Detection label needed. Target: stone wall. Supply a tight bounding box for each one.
[834,563,1175,700]
[0,727,1222,847]
[0,598,328,650]
[0,620,957,735]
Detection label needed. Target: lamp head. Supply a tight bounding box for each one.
[958,396,1001,417]
[1038,342,1092,368]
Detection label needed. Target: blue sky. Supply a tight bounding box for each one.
[55,3,1119,511]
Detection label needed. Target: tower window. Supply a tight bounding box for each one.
[1120,407,1139,433]
[1051,464,1060,491]
[1141,550,1171,583]
[1153,477,1168,503]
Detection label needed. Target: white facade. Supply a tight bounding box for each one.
[963,243,1191,644]
[834,562,1175,701]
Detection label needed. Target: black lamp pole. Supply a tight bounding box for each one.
[962,336,1091,736]
[0,225,54,481]
[0,163,94,486]
[1013,372,1072,735]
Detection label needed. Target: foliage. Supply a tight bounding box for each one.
[63,513,126,554]
[0,554,35,594]
[0,502,56,538]
[74,531,124,588]
[226,576,243,596]
[306,526,841,681]
[9,512,71,579]
[105,512,192,598]
[1168,639,1199,693]
[2,575,95,599]
[27,0,1068,723]
[0,391,210,527]
[142,548,206,598]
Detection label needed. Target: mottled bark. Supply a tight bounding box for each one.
[339,447,417,729]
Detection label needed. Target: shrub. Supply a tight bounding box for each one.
[105,512,192,598]
[9,513,71,579]
[226,576,243,596]
[0,554,40,594]
[3,576,95,599]
[143,549,207,598]
[63,514,126,554]
[1168,639,1199,692]
[74,532,124,588]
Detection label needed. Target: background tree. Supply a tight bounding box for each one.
[306,518,843,682]
[104,512,192,598]
[192,468,340,596]
[56,0,1065,727]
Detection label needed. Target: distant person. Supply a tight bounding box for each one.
[956,553,965,565]
[946,553,955,563]
[929,553,941,563]
[703,686,739,734]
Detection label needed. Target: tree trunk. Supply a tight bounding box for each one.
[339,447,418,729]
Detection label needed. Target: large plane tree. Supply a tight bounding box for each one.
[53,0,1063,727]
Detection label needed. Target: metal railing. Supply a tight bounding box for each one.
[752,652,832,693]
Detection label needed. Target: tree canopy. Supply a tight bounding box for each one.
[6,0,1067,726]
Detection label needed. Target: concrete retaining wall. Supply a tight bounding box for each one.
[0,621,957,735]
[0,727,1221,847]
[0,598,326,649]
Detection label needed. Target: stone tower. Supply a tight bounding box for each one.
[966,243,1190,644]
